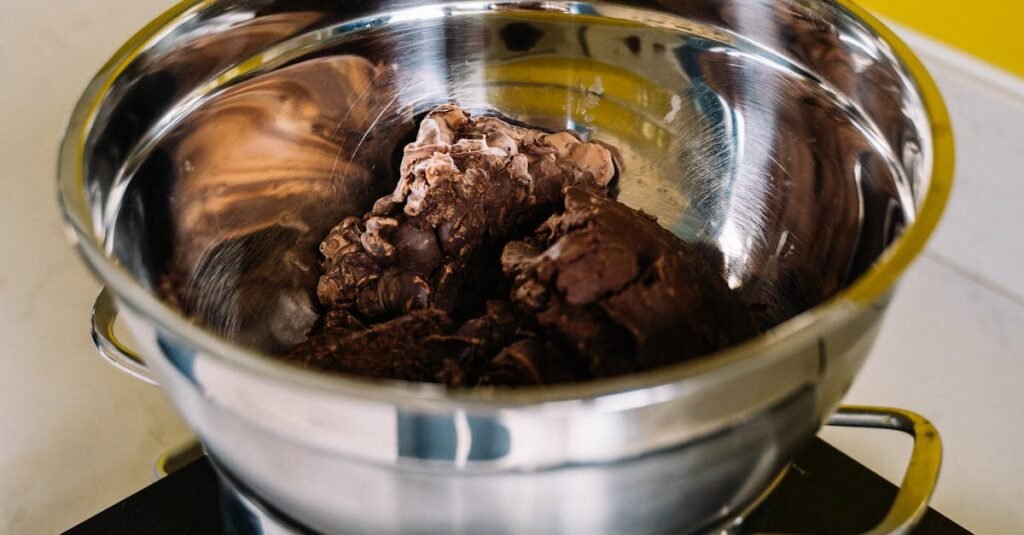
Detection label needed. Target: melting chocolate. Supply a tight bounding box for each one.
[316,104,615,319]
[166,98,762,387]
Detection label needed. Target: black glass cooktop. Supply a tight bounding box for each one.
[67,438,969,534]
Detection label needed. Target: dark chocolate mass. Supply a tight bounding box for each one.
[315,104,615,319]
[164,100,761,387]
[502,187,758,377]
[283,104,761,386]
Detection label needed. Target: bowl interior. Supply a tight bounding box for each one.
[81,0,928,355]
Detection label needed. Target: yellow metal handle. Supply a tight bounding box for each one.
[826,406,943,535]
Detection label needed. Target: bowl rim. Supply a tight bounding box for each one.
[56,0,954,409]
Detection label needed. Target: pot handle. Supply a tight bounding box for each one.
[825,406,943,535]
[91,286,158,385]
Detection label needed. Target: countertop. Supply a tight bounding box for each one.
[1,2,1021,534]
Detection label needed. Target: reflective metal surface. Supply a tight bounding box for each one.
[95,0,927,348]
[59,0,953,532]
[91,286,157,384]
[211,406,941,535]
[211,389,816,534]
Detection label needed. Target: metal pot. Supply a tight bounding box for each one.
[60,0,953,532]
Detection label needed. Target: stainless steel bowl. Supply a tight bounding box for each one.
[60,0,953,532]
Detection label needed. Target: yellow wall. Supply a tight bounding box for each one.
[856,0,1024,76]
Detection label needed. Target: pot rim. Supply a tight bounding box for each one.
[57,0,954,409]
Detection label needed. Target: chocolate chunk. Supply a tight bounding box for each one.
[424,300,521,385]
[478,338,576,386]
[287,302,531,387]
[393,224,442,275]
[285,308,453,382]
[503,187,759,376]
[317,104,616,318]
[322,309,366,331]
